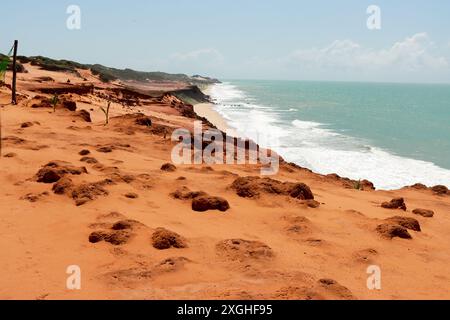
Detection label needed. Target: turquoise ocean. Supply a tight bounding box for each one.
[208,80,450,190]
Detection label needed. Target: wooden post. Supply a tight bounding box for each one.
[12,40,18,105]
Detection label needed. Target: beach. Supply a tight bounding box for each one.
[193,103,235,135]
[205,81,450,190]
[1,62,450,300]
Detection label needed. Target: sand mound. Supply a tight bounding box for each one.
[20,192,49,203]
[409,183,428,190]
[231,176,314,200]
[111,113,172,137]
[318,279,356,300]
[171,187,208,200]
[385,216,421,232]
[21,122,35,128]
[381,197,407,211]
[326,173,375,191]
[102,257,190,286]
[80,156,98,164]
[124,192,139,199]
[112,220,144,231]
[35,161,87,183]
[353,248,378,264]
[89,230,132,246]
[431,185,449,196]
[2,135,26,145]
[30,96,52,109]
[2,136,49,151]
[62,100,77,112]
[152,257,191,274]
[274,286,324,300]
[151,228,187,250]
[135,115,152,127]
[376,224,412,239]
[102,267,152,286]
[52,177,74,195]
[94,143,131,154]
[75,110,92,122]
[78,149,90,156]
[302,200,321,208]
[412,208,435,218]
[97,212,127,221]
[161,163,177,172]
[173,188,229,212]
[3,152,17,158]
[216,239,274,262]
[89,217,141,246]
[283,216,312,236]
[192,196,230,212]
[71,179,113,206]
[96,146,113,153]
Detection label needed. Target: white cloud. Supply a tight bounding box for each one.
[286,33,449,72]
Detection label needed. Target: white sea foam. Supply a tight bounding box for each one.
[208,83,450,190]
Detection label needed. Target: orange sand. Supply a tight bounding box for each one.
[0,65,449,300]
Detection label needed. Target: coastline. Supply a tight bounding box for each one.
[1,63,450,300]
[193,102,237,136]
[194,84,238,136]
[196,82,450,190]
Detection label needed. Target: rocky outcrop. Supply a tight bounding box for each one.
[161,163,177,172]
[79,149,90,156]
[62,100,77,111]
[376,224,412,240]
[431,185,449,195]
[35,161,87,183]
[326,174,375,191]
[37,84,94,95]
[151,228,187,250]
[135,115,152,127]
[412,208,435,218]
[376,216,421,240]
[171,187,208,200]
[71,179,112,206]
[192,196,230,212]
[76,110,92,122]
[52,177,74,195]
[381,198,407,211]
[230,176,314,200]
[170,85,210,104]
[216,239,274,262]
[385,216,421,232]
[89,230,132,246]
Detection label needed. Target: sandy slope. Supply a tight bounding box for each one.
[0,66,449,300]
[194,103,233,134]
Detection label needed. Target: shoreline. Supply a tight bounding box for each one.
[1,63,450,300]
[194,84,239,137]
[193,102,238,137]
[195,83,450,190]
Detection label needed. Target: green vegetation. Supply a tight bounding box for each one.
[1,53,26,74]
[18,56,86,73]
[171,85,211,105]
[50,94,59,113]
[17,55,220,85]
[99,101,111,126]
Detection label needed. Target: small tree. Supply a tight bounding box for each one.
[100,101,111,125]
[50,94,59,113]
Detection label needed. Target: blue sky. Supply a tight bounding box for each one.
[2,0,450,82]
